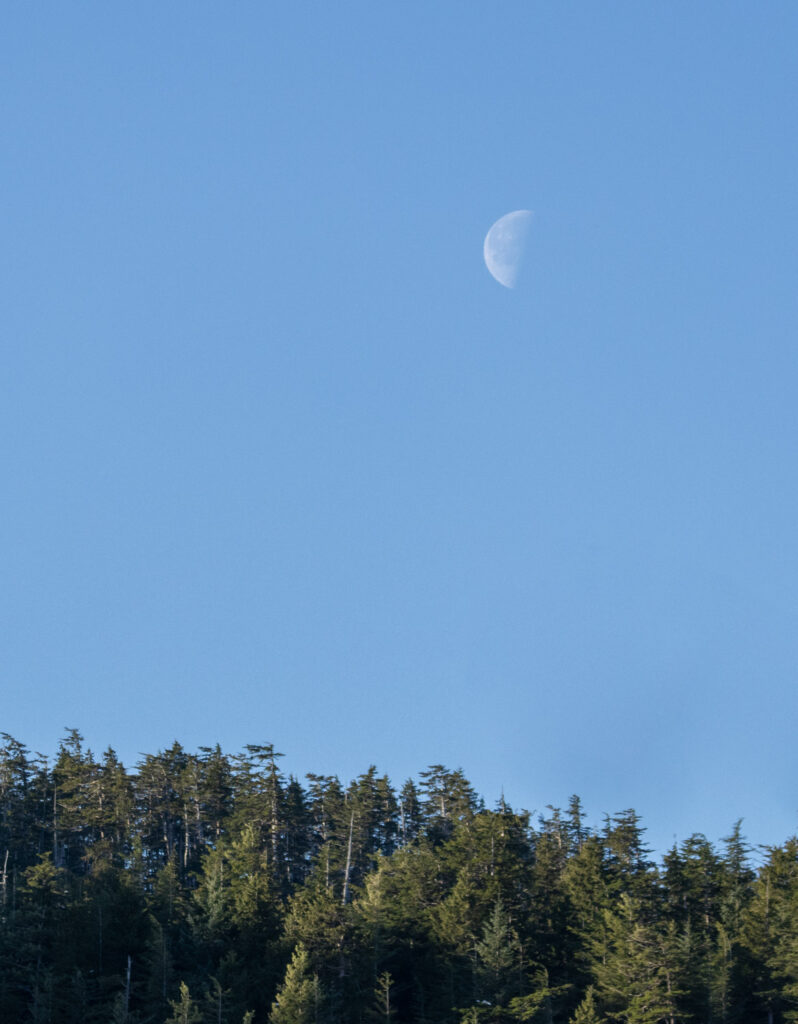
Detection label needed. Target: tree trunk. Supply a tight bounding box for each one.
[1,849,7,912]
[53,782,58,866]
[124,956,132,1021]
[342,810,355,905]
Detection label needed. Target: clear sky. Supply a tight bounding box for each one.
[3,3,798,857]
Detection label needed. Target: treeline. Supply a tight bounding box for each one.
[0,731,797,1023]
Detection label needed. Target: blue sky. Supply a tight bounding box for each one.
[3,3,798,856]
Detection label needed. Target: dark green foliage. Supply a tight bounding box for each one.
[0,729,794,1023]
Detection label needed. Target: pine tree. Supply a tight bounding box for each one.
[166,981,201,1024]
[475,900,518,1005]
[719,820,754,939]
[398,780,423,847]
[52,728,97,872]
[136,745,191,871]
[591,894,677,1024]
[95,747,135,863]
[569,986,602,1024]
[739,840,798,1022]
[371,971,396,1023]
[283,775,312,890]
[563,834,611,982]
[270,944,322,1024]
[601,811,655,905]
[198,744,234,845]
[0,734,39,882]
[2,731,797,1024]
[419,766,479,844]
[356,842,444,1023]
[305,774,346,892]
[203,975,232,1024]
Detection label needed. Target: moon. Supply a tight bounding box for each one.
[483,209,533,288]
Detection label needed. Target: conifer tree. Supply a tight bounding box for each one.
[270,944,322,1024]
[166,981,201,1024]
[591,894,677,1024]
[601,811,655,905]
[284,775,312,889]
[0,730,788,1024]
[562,835,611,980]
[475,900,518,1005]
[419,766,478,844]
[198,744,234,845]
[398,780,423,847]
[371,971,396,1023]
[569,986,602,1024]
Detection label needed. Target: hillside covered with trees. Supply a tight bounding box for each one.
[1,730,796,1024]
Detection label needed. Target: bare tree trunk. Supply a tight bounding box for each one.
[184,801,191,871]
[1,849,8,911]
[53,782,58,866]
[342,811,355,905]
[665,968,675,1024]
[124,956,132,1021]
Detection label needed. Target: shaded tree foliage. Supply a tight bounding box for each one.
[0,730,793,1023]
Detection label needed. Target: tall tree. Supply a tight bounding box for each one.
[591,894,679,1024]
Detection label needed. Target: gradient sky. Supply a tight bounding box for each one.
[3,3,798,856]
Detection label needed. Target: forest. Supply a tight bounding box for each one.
[0,730,796,1024]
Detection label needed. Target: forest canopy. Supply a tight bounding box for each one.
[0,729,796,1024]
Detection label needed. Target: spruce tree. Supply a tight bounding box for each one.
[371,971,396,1023]
[569,986,602,1024]
[270,944,322,1024]
[475,900,517,1005]
[591,894,676,1024]
[165,981,201,1024]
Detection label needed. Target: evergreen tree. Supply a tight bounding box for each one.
[371,971,396,1023]
[398,781,423,848]
[591,895,677,1024]
[198,744,234,845]
[562,835,611,981]
[719,820,754,939]
[0,729,788,1024]
[739,840,798,1023]
[601,812,655,906]
[569,987,602,1024]
[283,775,312,889]
[419,766,479,844]
[166,981,202,1024]
[52,728,96,871]
[270,944,322,1024]
[475,900,518,1005]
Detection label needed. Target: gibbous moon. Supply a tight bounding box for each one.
[483,209,533,288]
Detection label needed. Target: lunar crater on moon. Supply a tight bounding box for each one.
[483,209,533,288]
